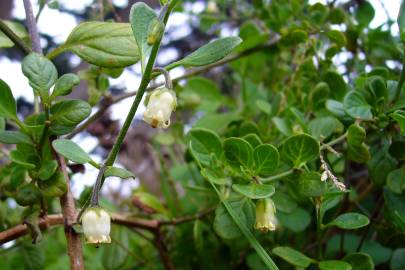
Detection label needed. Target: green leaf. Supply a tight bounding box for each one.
[323,71,347,100]
[343,91,373,120]
[39,171,67,197]
[343,253,374,270]
[326,30,347,47]
[253,144,279,176]
[399,1,405,41]
[347,124,365,146]
[390,110,405,135]
[10,150,36,169]
[390,248,405,270]
[281,134,320,168]
[298,172,327,197]
[326,99,346,118]
[213,197,255,239]
[63,22,140,68]
[347,124,370,163]
[52,139,92,164]
[243,134,262,148]
[272,246,313,268]
[256,100,272,115]
[101,227,129,270]
[319,260,352,270]
[133,192,168,215]
[194,111,240,133]
[104,166,135,179]
[387,166,405,194]
[0,117,5,131]
[20,243,45,270]
[38,160,58,181]
[278,207,311,232]
[50,99,91,135]
[15,183,42,206]
[168,37,242,69]
[0,79,17,119]
[273,192,298,213]
[51,73,80,98]
[223,137,254,172]
[384,187,405,231]
[188,128,222,167]
[327,212,369,229]
[130,2,157,68]
[22,53,58,100]
[308,116,342,140]
[0,131,32,144]
[201,167,228,185]
[355,1,375,27]
[232,183,275,199]
[0,21,28,48]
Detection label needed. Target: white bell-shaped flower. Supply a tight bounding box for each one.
[254,198,277,233]
[143,88,177,128]
[82,207,111,244]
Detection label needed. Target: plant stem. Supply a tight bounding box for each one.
[0,20,31,55]
[153,67,173,89]
[261,169,294,182]
[23,0,41,53]
[46,45,67,59]
[316,200,323,259]
[394,48,405,102]
[320,133,347,150]
[88,3,175,209]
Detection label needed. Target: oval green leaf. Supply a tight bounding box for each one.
[224,137,254,172]
[232,183,275,199]
[104,166,135,179]
[0,131,32,145]
[281,133,320,168]
[253,144,279,176]
[188,128,222,167]
[52,139,92,164]
[0,79,17,119]
[272,246,313,268]
[343,91,373,120]
[327,212,369,229]
[319,260,352,270]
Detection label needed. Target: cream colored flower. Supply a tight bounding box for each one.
[254,198,277,233]
[207,1,219,13]
[143,88,177,128]
[82,207,111,244]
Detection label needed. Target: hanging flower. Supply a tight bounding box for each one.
[143,87,177,128]
[254,198,277,233]
[81,207,111,244]
[207,1,219,13]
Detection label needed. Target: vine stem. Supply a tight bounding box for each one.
[87,2,176,210]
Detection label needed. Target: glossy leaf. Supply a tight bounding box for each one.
[343,91,373,120]
[319,260,352,270]
[188,128,222,167]
[223,137,254,171]
[51,73,80,98]
[38,160,58,181]
[0,131,32,144]
[390,110,405,135]
[343,253,374,270]
[0,21,28,48]
[50,99,91,134]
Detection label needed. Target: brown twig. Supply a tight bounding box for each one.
[22,0,41,53]
[159,206,215,226]
[153,229,175,270]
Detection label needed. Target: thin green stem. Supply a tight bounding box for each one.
[0,20,31,55]
[320,133,347,151]
[316,201,323,259]
[87,3,175,208]
[394,48,405,102]
[46,45,67,60]
[260,169,294,183]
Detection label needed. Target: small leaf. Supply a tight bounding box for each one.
[168,37,242,69]
[232,183,275,199]
[63,22,140,68]
[188,128,222,167]
[253,144,279,176]
[10,150,36,169]
[133,192,168,215]
[0,79,17,119]
[39,171,67,197]
[22,53,58,100]
[0,131,32,144]
[201,167,228,185]
[343,91,373,120]
[243,134,262,148]
[51,73,80,98]
[38,160,59,181]
[390,248,405,270]
[326,30,347,47]
[0,21,28,48]
[278,207,311,232]
[281,134,320,168]
[256,100,272,115]
[15,183,42,206]
[298,172,327,197]
[50,99,91,135]
[130,2,157,68]
[390,110,405,135]
[104,166,135,179]
[323,71,347,100]
[327,212,369,229]
[272,246,313,268]
[343,253,374,270]
[355,1,375,27]
[52,139,92,164]
[308,116,342,140]
[224,137,254,172]
[319,260,352,270]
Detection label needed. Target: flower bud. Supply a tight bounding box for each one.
[254,198,277,233]
[81,207,111,244]
[143,87,177,128]
[147,19,164,45]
